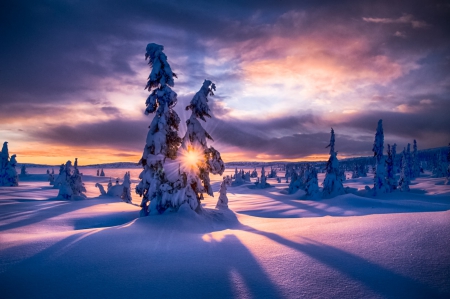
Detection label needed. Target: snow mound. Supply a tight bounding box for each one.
[133,203,240,233]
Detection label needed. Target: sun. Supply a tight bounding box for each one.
[179,145,204,170]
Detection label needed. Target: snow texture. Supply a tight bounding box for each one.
[1,167,449,299]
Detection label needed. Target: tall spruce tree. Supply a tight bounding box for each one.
[322,128,345,198]
[136,43,182,215]
[398,149,411,191]
[175,80,225,212]
[386,144,397,191]
[372,120,390,195]
[412,140,420,178]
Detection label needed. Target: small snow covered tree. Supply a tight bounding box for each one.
[398,149,410,191]
[372,120,390,196]
[406,143,413,179]
[304,164,320,199]
[322,128,345,198]
[412,140,420,178]
[57,159,86,200]
[216,176,232,209]
[385,144,397,191]
[121,171,132,203]
[107,178,113,192]
[232,167,245,185]
[251,168,258,178]
[255,166,270,188]
[392,143,398,174]
[57,161,73,200]
[100,168,105,176]
[20,165,27,176]
[0,142,19,187]
[70,158,86,199]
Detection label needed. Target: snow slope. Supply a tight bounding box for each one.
[0,169,449,298]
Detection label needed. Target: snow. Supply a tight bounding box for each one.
[0,167,449,298]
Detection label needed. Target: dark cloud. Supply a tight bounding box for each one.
[31,118,149,150]
[1,0,449,161]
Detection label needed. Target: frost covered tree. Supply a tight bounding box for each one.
[70,158,87,199]
[174,79,225,212]
[100,168,105,176]
[135,43,183,215]
[20,165,27,176]
[322,128,345,198]
[255,166,270,188]
[136,44,225,215]
[405,143,413,179]
[412,140,420,178]
[232,167,245,186]
[0,142,19,187]
[371,120,390,196]
[398,149,410,192]
[121,171,132,203]
[216,176,232,209]
[392,143,398,174]
[107,178,113,192]
[386,144,397,191]
[304,164,320,199]
[57,159,86,200]
[57,161,73,199]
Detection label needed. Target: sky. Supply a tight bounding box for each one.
[1,0,449,165]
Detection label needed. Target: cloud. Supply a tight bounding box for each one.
[362,14,430,28]
[2,0,450,162]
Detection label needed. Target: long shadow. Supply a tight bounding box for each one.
[243,225,449,298]
[234,188,450,219]
[0,226,282,298]
[0,197,132,232]
[209,234,283,298]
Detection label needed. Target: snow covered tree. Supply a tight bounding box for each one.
[322,128,345,198]
[371,120,390,196]
[406,143,413,179]
[255,166,270,188]
[304,164,320,199]
[250,168,258,178]
[216,176,232,209]
[398,149,410,192]
[0,142,19,187]
[135,43,183,215]
[412,140,420,178]
[392,143,398,174]
[20,165,27,176]
[385,144,397,191]
[432,153,448,178]
[57,159,86,200]
[70,158,86,199]
[121,171,132,203]
[100,168,105,176]
[232,167,245,186]
[57,161,73,200]
[174,79,225,212]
